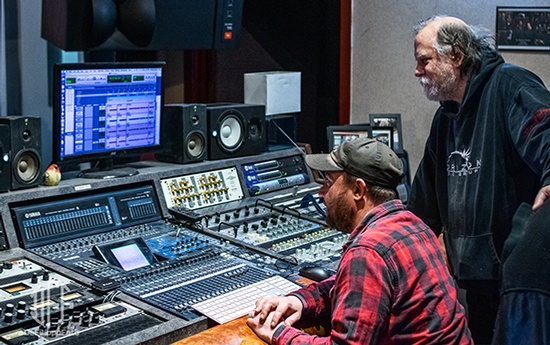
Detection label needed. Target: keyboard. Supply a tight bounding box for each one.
[192,275,301,324]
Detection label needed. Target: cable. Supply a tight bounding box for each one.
[268,118,307,157]
[300,193,327,218]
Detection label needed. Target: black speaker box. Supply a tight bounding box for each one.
[0,125,10,193]
[41,0,243,51]
[0,116,42,191]
[156,104,208,164]
[206,103,266,160]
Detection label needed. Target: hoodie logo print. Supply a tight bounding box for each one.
[447,148,481,176]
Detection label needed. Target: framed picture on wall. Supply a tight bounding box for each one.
[496,7,550,51]
[369,113,403,153]
[326,124,372,151]
[371,126,393,150]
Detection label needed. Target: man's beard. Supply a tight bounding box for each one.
[419,62,458,102]
[325,190,356,233]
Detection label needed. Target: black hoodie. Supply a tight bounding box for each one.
[409,49,550,286]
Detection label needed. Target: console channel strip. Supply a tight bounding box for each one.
[0,258,162,345]
[195,200,347,267]
[11,184,298,324]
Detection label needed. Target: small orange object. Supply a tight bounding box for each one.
[44,163,62,186]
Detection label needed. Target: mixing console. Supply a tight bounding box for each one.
[0,258,161,345]
[11,184,297,324]
[8,151,347,327]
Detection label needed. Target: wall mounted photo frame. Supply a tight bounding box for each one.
[369,113,403,153]
[496,7,550,51]
[326,124,372,151]
[371,126,393,150]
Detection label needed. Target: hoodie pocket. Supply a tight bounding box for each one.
[443,230,501,281]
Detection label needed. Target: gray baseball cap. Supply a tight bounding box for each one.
[306,137,404,189]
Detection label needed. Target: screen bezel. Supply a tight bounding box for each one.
[93,237,155,271]
[326,124,372,151]
[52,61,166,169]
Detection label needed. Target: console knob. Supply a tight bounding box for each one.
[16,310,25,320]
[5,303,14,313]
[43,271,50,281]
[4,312,13,323]
[31,273,38,284]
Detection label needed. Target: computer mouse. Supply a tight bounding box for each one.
[299,265,333,282]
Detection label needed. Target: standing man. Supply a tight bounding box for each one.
[410,15,550,344]
[247,137,472,344]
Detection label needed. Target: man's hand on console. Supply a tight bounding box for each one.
[247,295,303,343]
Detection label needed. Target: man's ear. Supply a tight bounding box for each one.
[449,47,464,67]
[354,178,367,200]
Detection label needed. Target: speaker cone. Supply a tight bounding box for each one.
[186,131,206,159]
[217,113,244,151]
[248,117,263,142]
[13,150,40,185]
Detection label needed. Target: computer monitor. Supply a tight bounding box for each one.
[326,124,372,151]
[52,61,165,179]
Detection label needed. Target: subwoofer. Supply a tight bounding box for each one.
[156,104,207,164]
[0,116,42,191]
[206,103,266,160]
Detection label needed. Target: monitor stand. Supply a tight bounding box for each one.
[81,159,140,179]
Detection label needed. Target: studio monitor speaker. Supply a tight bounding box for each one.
[0,116,42,191]
[156,104,207,164]
[206,103,266,160]
[0,125,10,193]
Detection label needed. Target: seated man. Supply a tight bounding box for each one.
[247,137,472,344]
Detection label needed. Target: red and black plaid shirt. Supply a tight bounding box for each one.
[273,200,473,345]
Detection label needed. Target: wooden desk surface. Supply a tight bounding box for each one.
[172,316,267,345]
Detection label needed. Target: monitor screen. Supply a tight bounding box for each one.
[52,61,165,178]
[111,243,151,271]
[326,124,372,151]
[93,237,155,271]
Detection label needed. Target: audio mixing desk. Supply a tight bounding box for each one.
[0,148,345,342]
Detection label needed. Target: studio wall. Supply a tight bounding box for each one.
[9,1,550,176]
[351,0,550,176]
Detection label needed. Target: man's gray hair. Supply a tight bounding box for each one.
[415,15,495,77]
